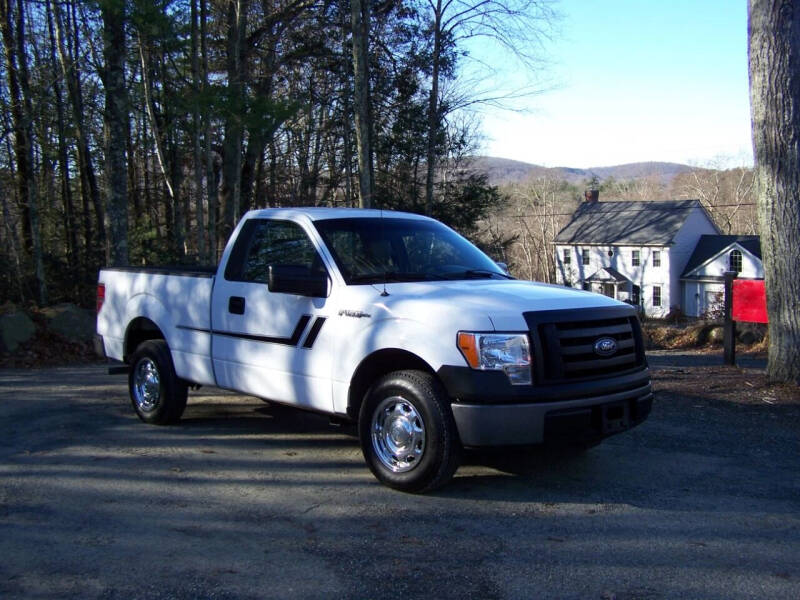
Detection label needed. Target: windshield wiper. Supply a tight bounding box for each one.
[349,272,435,284]
[437,269,514,280]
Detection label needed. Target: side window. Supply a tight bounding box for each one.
[225,219,324,283]
[652,250,661,267]
[632,250,640,267]
[582,249,590,266]
[652,285,662,307]
[563,249,571,265]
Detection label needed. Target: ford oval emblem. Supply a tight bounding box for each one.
[593,336,617,357]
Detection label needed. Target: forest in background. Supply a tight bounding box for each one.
[2,0,557,307]
[0,0,754,309]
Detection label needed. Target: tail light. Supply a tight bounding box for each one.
[97,283,105,313]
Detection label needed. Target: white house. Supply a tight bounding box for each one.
[553,196,720,318]
[680,235,763,317]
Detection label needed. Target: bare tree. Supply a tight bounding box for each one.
[350,0,374,208]
[52,0,105,265]
[190,0,206,262]
[672,159,756,234]
[0,0,46,303]
[100,0,128,266]
[45,0,78,282]
[500,175,576,282]
[219,0,249,247]
[602,174,666,202]
[749,0,800,383]
[423,0,556,214]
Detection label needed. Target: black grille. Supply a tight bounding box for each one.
[524,307,646,383]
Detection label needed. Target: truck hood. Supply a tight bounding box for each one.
[352,279,626,331]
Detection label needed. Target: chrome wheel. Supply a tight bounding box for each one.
[132,358,161,413]
[371,396,426,473]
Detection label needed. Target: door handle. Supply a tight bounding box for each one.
[228,296,245,315]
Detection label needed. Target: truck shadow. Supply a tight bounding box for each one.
[164,392,800,515]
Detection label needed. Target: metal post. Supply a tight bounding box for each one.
[723,271,737,365]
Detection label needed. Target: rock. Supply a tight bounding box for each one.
[0,311,36,353]
[738,330,757,345]
[689,325,709,346]
[0,302,18,315]
[737,324,765,345]
[41,303,95,343]
[708,326,725,344]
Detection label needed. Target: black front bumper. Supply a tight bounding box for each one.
[437,366,652,447]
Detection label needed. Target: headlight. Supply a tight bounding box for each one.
[457,332,532,385]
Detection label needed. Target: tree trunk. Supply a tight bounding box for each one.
[350,0,374,208]
[54,0,105,266]
[219,0,248,245]
[200,0,218,260]
[46,0,78,283]
[425,0,443,216]
[0,0,46,304]
[101,0,129,267]
[748,0,800,383]
[191,0,206,262]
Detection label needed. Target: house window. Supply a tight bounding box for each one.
[729,249,742,273]
[632,250,640,267]
[563,249,571,265]
[653,285,662,307]
[582,249,590,266]
[653,250,661,267]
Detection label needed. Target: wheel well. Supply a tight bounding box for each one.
[347,349,434,420]
[124,317,165,362]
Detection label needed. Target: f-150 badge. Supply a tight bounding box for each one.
[339,309,372,319]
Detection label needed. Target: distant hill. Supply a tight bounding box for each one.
[470,156,693,187]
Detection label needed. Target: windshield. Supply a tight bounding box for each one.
[313,217,511,284]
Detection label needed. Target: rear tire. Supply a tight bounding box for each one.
[359,370,461,493]
[129,340,188,425]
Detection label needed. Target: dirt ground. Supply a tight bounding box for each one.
[647,350,799,405]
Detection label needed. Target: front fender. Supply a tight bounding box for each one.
[338,317,469,381]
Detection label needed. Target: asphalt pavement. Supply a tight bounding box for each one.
[1,360,799,599]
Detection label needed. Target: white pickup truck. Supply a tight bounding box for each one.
[97,208,651,492]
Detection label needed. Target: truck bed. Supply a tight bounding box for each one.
[97,266,217,386]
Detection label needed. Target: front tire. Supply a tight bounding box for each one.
[359,370,461,493]
[129,340,188,425]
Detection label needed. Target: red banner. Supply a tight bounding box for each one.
[732,279,768,323]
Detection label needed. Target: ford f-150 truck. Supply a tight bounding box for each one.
[96,208,652,492]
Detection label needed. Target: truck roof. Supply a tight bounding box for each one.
[243,207,435,222]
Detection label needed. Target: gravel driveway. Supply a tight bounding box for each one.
[1,357,799,599]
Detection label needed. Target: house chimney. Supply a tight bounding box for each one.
[584,189,599,203]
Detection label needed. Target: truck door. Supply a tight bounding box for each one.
[211,218,332,411]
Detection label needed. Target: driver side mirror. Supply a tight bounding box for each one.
[268,265,329,298]
[496,261,510,275]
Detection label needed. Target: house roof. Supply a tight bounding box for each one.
[681,234,761,278]
[554,199,708,245]
[586,267,630,283]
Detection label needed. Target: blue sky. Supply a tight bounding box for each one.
[474,0,752,169]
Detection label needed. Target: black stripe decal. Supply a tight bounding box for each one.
[302,317,327,348]
[176,325,212,334]
[176,314,312,347]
